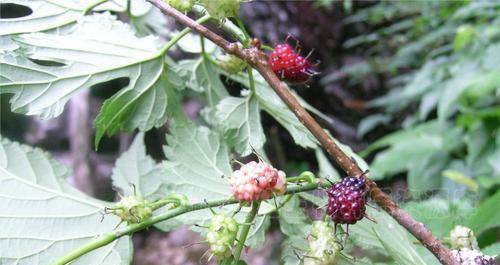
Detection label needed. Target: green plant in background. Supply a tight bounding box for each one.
[321,0,500,255]
[0,0,498,265]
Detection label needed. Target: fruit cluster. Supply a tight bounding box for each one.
[110,195,152,224]
[164,0,194,12]
[449,225,497,265]
[229,161,287,202]
[200,0,240,20]
[205,213,238,258]
[304,221,342,265]
[268,42,317,83]
[450,225,479,250]
[451,249,496,265]
[326,176,367,224]
[218,52,247,74]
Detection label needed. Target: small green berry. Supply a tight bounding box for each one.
[205,213,238,259]
[199,0,241,20]
[218,53,247,74]
[165,0,194,13]
[304,221,342,265]
[450,225,478,250]
[112,195,152,224]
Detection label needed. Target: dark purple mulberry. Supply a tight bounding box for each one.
[326,177,367,224]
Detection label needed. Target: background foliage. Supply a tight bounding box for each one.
[0,0,498,264]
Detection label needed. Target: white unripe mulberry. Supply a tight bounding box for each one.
[229,161,287,202]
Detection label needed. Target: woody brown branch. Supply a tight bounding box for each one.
[146,1,458,264]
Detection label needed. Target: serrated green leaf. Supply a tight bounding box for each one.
[175,33,217,54]
[111,133,167,200]
[281,236,308,265]
[0,0,160,36]
[373,229,428,265]
[0,13,173,147]
[162,121,232,200]
[157,120,233,230]
[158,121,269,245]
[182,57,228,105]
[278,195,310,238]
[245,214,270,248]
[0,0,82,36]
[315,148,340,181]
[0,136,131,264]
[350,208,431,265]
[222,71,317,149]
[367,121,449,180]
[214,95,265,155]
[256,83,318,150]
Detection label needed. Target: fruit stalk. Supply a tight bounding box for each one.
[146,1,458,264]
[234,201,261,262]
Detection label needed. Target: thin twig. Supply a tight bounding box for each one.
[52,183,324,265]
[145,1,457,264]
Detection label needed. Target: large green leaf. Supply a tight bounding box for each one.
[407,152,448,196]
[281,236,308,265]
[467,190,500,235]
[0,136,131,264]
[111,133,167,200]
[366,121,462,180]
[350,208,433,265]
[0,0,159,36]
[159,120,269,245]
[315,148,340,180]
[157,120,233,230]
[162,121,233,202]
[223,71,317,149]
[403,197,473,238]
[214,94,265,155]
[278,195,311,238]
[180,57,228,106]
[0,13,173,147]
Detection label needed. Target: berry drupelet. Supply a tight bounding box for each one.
[326,176,367,224]
[268,42,317,83]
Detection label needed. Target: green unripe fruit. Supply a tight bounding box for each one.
[205,213,238,258]
[450,225,478,250]
[304,221,342,265]
[199,0,240,20]
[164,0,194,13]
[113,196,152,224]
[218,53,247,74]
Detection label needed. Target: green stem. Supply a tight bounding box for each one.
[149,199,178,211]
[200,35,206,55]
[159,14,211,55]
[287,171,316,184]
[52,182,325,265]
[260,44,274,51]
[53,233,117,265]
[126,0,132,17]
[247,67,256,95]
[83,0,109,15]
[235,17,250,46]
[233,201,260,263]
